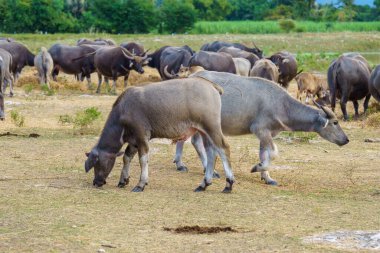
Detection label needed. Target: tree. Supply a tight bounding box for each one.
[228,0,270,21]
[193,0,232,21]
[159,0,197,33]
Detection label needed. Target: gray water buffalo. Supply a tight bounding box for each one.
[159,46,194,80]
[49,44,98,88]
[0,41,35,82]
[0,48,14,96]
[369,65,380,102]
[120,42,145,56]
[295,72,329,104]
[189,51,236,74]
[34,47,54,88]
[218,46,259,67]
[201,41,263,58]
[232,58,251,76]
[91,46,149,92]
[328,54,371,120]
[249,59,279,82]
[268,51,298,89]
[85,78,235,193]
[0,92,4,120]
[77,38,116,46]
[173,71,349,185]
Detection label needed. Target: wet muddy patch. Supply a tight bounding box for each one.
[304,230,380,251]
[164,225,238,234]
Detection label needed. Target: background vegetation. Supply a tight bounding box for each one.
[0,0,379,34]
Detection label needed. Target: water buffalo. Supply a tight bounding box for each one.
[218,46,259,67]
[232,58,251,76]
[328,54,371,120]
[0,48,14,96]
[49,44,98,88]
[173,71,349,185]
[249,59,279,82]
[77,38,116,46]
[85,78,235,193]
[369,65,380,102]
[0,41,35,82]
[92,46,149,93]
[268,51,298,89]
[0,92,4,120]
[188,51,236,74]
[120,42,145,56]
[34,47,54,88]
[147,46,194,80]
[201,41,263,58]
[295,72,328,103]
[175,65,205,78]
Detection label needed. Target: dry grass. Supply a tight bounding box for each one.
[0,80,379,252]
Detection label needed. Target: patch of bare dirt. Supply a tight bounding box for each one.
[163,225,238,234]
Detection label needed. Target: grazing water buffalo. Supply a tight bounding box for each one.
[92,46,149,92]
[218,46,259,67]
[328,54,371,120]
[85,78,235,193]
[189,51,236,74]
[159,46,194,80]
[268,51,298,89]
[0,92,4,120]
[232,58,251,76]
[249,59,279,82]
[49,44,98,88]
[369,65,380,102]
[34,47,54,88]
[173,71,349,185]
[295,72,329,103]
[0,48,14,96]
[201,41,263,58]
[0,41,35,82]
[120,42,145,56]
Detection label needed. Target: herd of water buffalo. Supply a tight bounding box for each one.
[0,37,379,192]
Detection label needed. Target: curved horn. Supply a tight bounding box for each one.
[120,47,134,60]
[321,105,337,120]
[164,65,177,79]
[252,41,259,49]
[141,49,150,58]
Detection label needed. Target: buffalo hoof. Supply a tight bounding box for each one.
[251,165,259,173]
[96,89,101,94]
[117,178,129,188]
[9,92,14,97]
[132,186,144,192]
[222,187,232,193]
[177,166,188,172]
[194,186,206,192]
[212,171,221,179]
[266,180,278,186]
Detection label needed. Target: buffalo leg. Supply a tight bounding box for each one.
[118,144,138,188]
[251,131,278,185]
[173,141,188,172]
[96,73,102,93]
[340,95,349,121]
[52,66,59,82]
[9,77,14,97]
[124,71,130,88]
[363,94,371,114]
[132,141,149,192]
[353,100,359,119]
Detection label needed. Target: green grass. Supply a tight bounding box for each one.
[191,21,380,34]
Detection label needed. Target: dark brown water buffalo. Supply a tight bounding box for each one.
[85,78,235,193]
[218,46,259,67]
[201,41,263,58]
[92,46,149,93]
[49,44,98,88]
[249,59,279,82]
[159,46,194,80]
[0,92,4,120]
[77,38,116,46]
[369,65,380,102]
[268,51,298,89]
[146,46,170,75]
[0,48,15,96]
[188,51,236,74]
[120,42,145,56]
[328,54,371,120]
[0,41,35,81]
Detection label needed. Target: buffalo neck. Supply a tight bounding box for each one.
[282,98,320,132]
[97,109,124,154]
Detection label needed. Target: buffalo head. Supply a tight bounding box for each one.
[313,101,349,146]
[85,148,123,187]
[121,48,150,74]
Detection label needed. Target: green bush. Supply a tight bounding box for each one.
[24,84,34,94]
[279,19,296,33]
[11,110,25,127]
[160,0,197,33]
[73,107,101,129]
[41,84,55,96]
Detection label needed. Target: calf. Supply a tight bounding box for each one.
[34,47,54,88]
[85,78,234,192]
[295,72,328,104]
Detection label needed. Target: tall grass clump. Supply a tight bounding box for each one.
[59,107,102,134]
[11,110,25,127]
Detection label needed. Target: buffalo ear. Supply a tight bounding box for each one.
[84,151,98,173]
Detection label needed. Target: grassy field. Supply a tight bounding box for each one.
[192,21,380,34]
[0,32,379,252]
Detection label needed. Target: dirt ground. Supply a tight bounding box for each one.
[0,65,380,252]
